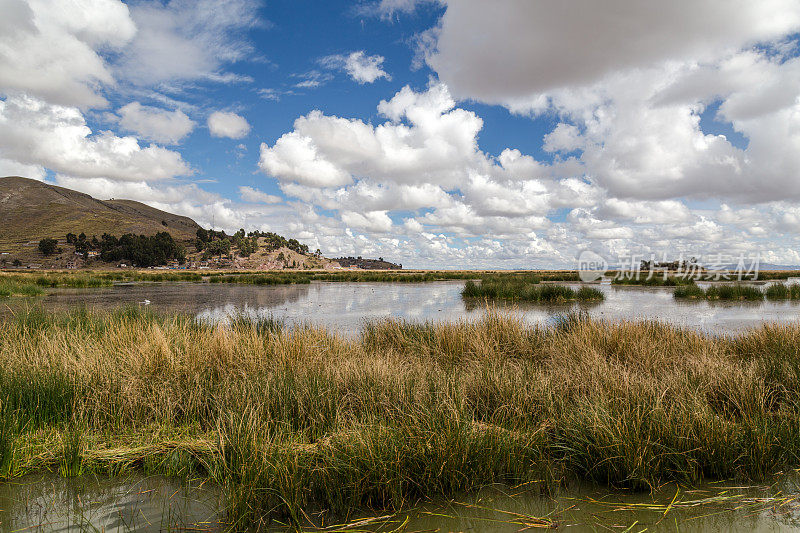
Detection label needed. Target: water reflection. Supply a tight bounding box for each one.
[359,479,800,533]
[4,472,799,533]
[0,474,222,532]
[4,280,800,335]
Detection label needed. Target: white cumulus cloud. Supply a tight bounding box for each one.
[117,102,195,144]
[0,0,136,108]
[0,95,191,182]
[208,111,251,139]
[321,51,391,84]
[239,185,281,204]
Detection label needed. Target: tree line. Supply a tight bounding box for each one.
[37,226,315,267]
[195,228,311,259]
[43,232,187,267]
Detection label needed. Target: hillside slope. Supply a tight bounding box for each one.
[0,176,201,255]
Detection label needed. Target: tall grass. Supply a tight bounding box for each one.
[765,283,800,300]
[673,285,706,299]
[212,270,486,284]
[2,308,800,526]
[0,278,44,297]
[1,269,584,289]
[674,284,765,301]
[742,270,800,281]
[1,272,114,289]
[613,276,697,286]
[463,276,603,302]
[210,273,312,285]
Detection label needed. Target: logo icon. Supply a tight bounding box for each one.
[577,250,608,282]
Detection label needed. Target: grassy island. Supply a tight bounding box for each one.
[2,308,799,528]
[674,283,800,301]
[462,275,604,302]
[765,283,800,300]
[612,276,697,286]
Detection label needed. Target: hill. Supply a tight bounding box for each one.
[0,176,201,258]
[334,256,402,270]
[0,176,401,271]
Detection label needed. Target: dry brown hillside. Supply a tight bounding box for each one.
[0,176,201,257]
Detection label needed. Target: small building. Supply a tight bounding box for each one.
[86,250,99,258]
[66,259,77,269]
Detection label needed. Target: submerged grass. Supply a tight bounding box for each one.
[2,308,800,528]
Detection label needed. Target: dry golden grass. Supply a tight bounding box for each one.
[2,308,800,529]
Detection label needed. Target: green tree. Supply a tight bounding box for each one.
[38,238,58,256]
[205,239,231,259]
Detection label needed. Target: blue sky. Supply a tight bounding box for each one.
[2,0,800,268]
[168,1,447,200]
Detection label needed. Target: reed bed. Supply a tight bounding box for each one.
[0,271,114,289]
[463,277,604,302]
[1,269,583,290]
[0,278,44,297]
[2,308,800,529]
[210,273,313,285]
[766,282,800,300]
[743,270,800,280]
[612,276,697,286]
[674,284,781,301]
[212,270,492,284]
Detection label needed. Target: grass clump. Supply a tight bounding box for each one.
[1,269,586,289]
[613,276,698,286]
[0,278,44,298]
[5,308,800,526]
[463,275,603,302]
[674,284,764,301]
[706,285,764,300]
[673,285,707,299]
[765,283,800,300]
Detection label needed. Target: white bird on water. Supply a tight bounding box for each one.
[141,299,151,305]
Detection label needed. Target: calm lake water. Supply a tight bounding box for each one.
[2,472,800,532]
[0,474,223,532]
[3,279,800,335]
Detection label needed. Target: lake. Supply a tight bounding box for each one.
[3,280,800,335]
[4,279,800,531]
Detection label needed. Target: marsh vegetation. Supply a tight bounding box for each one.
[462,275,604,302]
[674,282,800,301]
[0,269,584,295]
[612,276,698,286]
[2,308,799,528]
[765,282,800,300]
